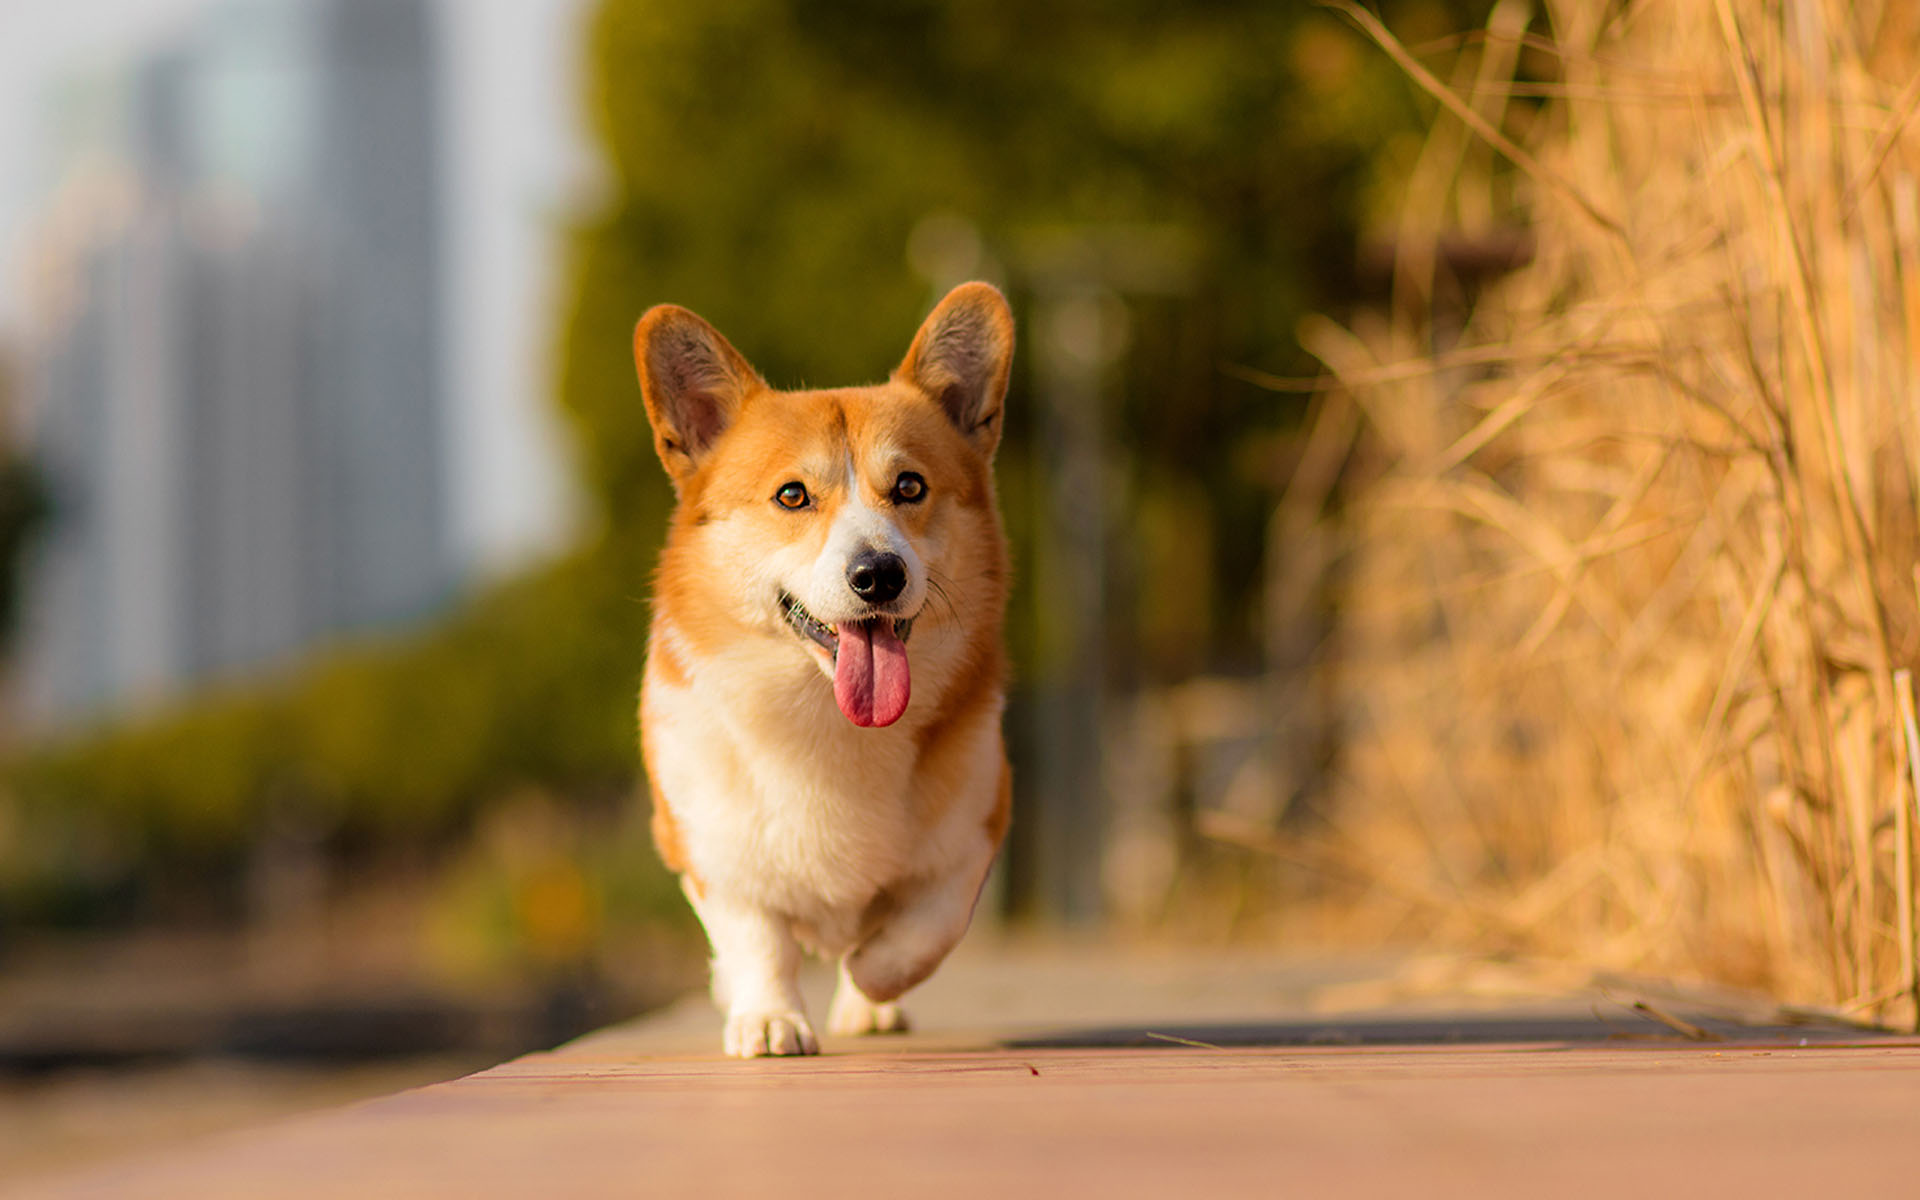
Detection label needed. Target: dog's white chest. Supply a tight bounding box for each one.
[651,662,923,925]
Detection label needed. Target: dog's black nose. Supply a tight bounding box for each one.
[847,550,907,605]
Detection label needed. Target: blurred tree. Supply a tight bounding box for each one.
[0,547,656,922]
[0,457,45,652]
[560,0,1484,675]
[1,0,1487,928]
[0,355,47,652]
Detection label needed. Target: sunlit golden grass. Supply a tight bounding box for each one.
[1282,0,1920,1024]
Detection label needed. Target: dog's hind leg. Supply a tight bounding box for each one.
[843,835,996,1006]
[687,884,818,1057]
[827,959,910,1035]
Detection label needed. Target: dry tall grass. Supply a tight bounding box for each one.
[1284,0,1920,1023]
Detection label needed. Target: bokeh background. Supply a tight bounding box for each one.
[8,0,1920,1180]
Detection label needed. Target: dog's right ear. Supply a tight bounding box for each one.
[896,282,1015,460]
[634,305,766,486]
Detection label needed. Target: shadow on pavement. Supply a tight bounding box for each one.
[1002,1011,1891,1049]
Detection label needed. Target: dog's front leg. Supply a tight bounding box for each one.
[843,836,996,1006]
[687,883,818,1057]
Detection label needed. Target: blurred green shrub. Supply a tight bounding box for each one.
[424,789,696,985]
[0,543,654,919]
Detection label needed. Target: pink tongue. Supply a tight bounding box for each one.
[833,621,911,727]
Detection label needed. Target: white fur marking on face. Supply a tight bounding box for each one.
[803,463,926,624]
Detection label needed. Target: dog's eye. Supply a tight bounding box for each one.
[775,482,810,509]
[892,472,927,504]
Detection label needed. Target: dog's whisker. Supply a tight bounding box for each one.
[923,577,963,630]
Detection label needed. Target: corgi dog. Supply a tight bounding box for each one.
[634,282,1014,1057]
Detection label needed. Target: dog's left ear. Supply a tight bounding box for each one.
[634,304,766,489]
[895,282,1015,459]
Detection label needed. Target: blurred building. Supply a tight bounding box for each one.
[16,0,450,725]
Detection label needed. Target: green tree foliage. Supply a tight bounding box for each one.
[1,0,1481,922]
[561,0,1479,672]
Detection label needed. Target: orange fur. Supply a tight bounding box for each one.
[638,689,700,895]
[646,616,690,688]
[985,759,1013,846]
[909,636,1008,827]
[648,780,689,875]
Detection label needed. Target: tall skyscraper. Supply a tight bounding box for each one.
[16,0,451,725]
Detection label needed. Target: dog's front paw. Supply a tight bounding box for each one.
[724,1010,819,1058]
[827,987,910,1036]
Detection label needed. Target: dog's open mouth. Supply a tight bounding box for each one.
[778,592,915,653]
[779,592,915,728]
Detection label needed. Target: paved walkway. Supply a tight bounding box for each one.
[9,943,1919,1198]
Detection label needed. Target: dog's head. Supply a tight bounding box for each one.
[635,283,1013,728]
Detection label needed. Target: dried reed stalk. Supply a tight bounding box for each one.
[1296,0,1920,1024]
